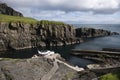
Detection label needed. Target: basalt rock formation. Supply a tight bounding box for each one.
[0,3,23,17]
[0,3,118,52]
[0,21,82,51]
[0,21,118,51]
[75,28,118,38]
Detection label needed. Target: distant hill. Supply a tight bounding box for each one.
[0,3,23,17]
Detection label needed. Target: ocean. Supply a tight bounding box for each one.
[73,24,120,33]
[0,24,120,67]
[72,24,120,50]
[66,24,120,67]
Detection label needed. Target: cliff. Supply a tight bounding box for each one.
[75,28,118,38]
[0,3,119,52]
[0,3,23,17]
[0,13,118,51]
[0,18,81,51]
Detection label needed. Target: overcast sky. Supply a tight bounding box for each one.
[1,0,120,24]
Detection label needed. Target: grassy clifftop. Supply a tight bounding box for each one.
[0,14,38,24]
[40,20,65,25]
[0,14,65,25]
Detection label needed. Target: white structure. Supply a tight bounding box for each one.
[32,50,55,58]
[32,50,84,72]
[38,50,55,56]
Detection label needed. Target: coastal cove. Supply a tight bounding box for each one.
[0,34,120,68]
[0,11,119,68]
[0,24,120,68]
[1,2,120,80]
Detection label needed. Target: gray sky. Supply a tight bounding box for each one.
[1,0,120,24]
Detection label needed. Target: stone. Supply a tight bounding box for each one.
[0,3,23,17]
[0,57,79,80]
[75,28,118,38]
[0,40,6,51]
[0,21,79,51]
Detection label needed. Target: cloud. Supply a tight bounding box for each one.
[1,0,120,24]
[2,0,120,13]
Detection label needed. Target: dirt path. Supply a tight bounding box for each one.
[56,59,84,72]
[41,59,59,80]
[41,56,84,80]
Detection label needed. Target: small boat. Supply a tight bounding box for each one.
[38,50,55,56]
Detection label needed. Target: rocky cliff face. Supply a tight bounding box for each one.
[75,28,116,38]
[0,21,81,51]
[0,3,23,17]
[0,21,118,51]
[0,3,118,51]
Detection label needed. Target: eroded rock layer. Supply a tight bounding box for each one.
[75,28,118,38]
[0,21,82,51]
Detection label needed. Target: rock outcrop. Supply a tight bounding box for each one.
[0,21,82,51]
[0,57,77,80]
[75,28,117,38]
[0,3,23,17]
[0,57,98,80]
[71,49,120,74]
[0,21,118,51]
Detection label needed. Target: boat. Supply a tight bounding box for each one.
[38,50,55,56]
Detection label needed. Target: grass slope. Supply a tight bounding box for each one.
[0,14,38,24]
[0,14,66,25]
[40,20,65,25]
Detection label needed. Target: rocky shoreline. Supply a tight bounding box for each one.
[0,49,119,80]
[76,27,119,38]
[71,48,120,74]
[0,54,98,80]
[0,21,118,52]
[0,21,81,51]
[0,3,120,80]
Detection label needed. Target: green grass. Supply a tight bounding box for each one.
[0,14,38,24]
[62,72,75,80]
[0,14,66,25]
[40,20,65,25]
[0,58,12,61]
[100,72,120,80]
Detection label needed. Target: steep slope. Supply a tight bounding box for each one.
[0,3,23,17]
[0,15,81,51]
[75,28,118,38]
[0,14,118,51]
